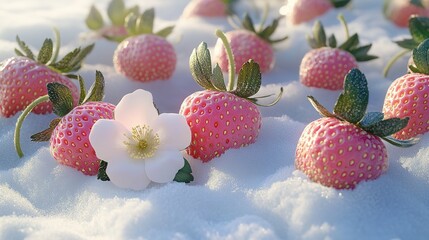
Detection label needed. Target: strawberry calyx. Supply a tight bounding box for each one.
[189,29,283,106]
[307,68,417,147]
[124,8,174,39]
[330,0,352,8]
[307,14,377,62]
[86,0,139,42]
[15,29,94,74]
[409,38,429,74]
[230,11,288,44]
[14,71,105,157]
[384,16,429,77]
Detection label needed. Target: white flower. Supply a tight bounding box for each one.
[89,89,191,190]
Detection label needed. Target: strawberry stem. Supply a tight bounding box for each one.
[216,29,236,91]
[47,28,61,65]
[14,95,50,158]
[258,2,269,33]
[383,49,411,77]
[338,14,350,39]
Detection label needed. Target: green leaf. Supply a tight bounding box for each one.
[37,38,53,64]
[259,18,279,39]
[328,34,337,48]
[359,112,384,128]
[85,5,104,30]
[189,42,215,90]
[409,16,429,43]
[15,36,35,60]
[333,68,368,124]
[155,26,174,38]
[349,44,378,62]
[338,33,359,51]
[382,136,420,148]
[395,38,419,50]
[307,96,338,119]
[411,38,429,74]
[233,60,261,98]
[30,118,61,142]
[364,117,409,137]
[47,82,75,117]
[331,0,351,8]
[50,48,81,72]
[241,13,256,32]
[136,8,155,35]
[125,13,138,36]
[97,160,110,181]
[82,70,105,103]
[69,43,95,72]
[125,5,140,18]
[312,21,327,48]
[174,158,194,183]
[211,64,227,91]
[77,75,87,105]
[108,0,126,26]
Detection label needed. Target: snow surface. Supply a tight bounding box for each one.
[1,0,429,239]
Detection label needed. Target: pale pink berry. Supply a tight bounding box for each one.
[50,101,115,175]
[384,0,429,28]
[300,48,358,90]
[283,0,332,25]
[0,57,79,118]
[182,0,228,18]
[179,90,261,162]
[296,117,388,189]
[383,73,429,140]
[113,34,177,82]
[213,30,274,74]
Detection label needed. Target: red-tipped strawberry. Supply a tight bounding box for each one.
[280,0,351,25]
[180,30,282,162]
[383,39,429,140]
[14,71,115,176]
[0,30,93,118]
[113,8,177,82]
[384,16,429,77]
[213,13,288,74]
[299,15,377,90]
[182,0,236,18]
[85,0,139,42]
[383,0,429,28]
[296,68,416,190]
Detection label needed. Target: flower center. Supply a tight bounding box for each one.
[123,125,160,159]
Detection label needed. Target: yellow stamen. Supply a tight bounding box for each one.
[123,125,160,159]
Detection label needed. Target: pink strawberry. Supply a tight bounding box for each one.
[180,90,261,161]
[113,8,177,82]
[180,30,282,162]
[296,68,414,189]
[281,0,351,25]
[0,33,93,118]
[383,39,429,140]
[383,0,429,28]
[182,0,235,18]
[50,101,115,175]
[300,17,377,90]
[15,71,115,176]
[213,13,288,74]
[85,0,139,42]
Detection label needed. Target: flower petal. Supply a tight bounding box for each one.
[106,160,151,190]
[89,119,129,163]
[115,89,159,130]
[145,150,184,183]
[153,113,191,150]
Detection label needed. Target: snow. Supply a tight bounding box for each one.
[1,0,429,239]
